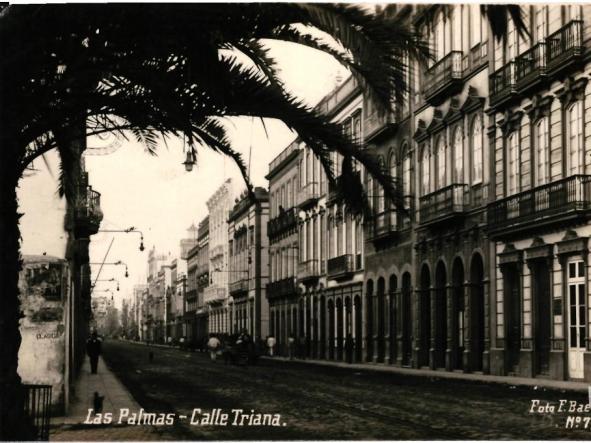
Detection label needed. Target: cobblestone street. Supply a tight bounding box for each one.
[98,340,591,440]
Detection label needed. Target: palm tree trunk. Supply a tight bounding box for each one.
[0,136,33,440]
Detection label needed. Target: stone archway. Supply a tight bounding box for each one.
[354,295,362,362]
[434,261,447,369]
[377,277,386,363]
[401,272,412,366]
[389,274,398,364]
[451,258,465,370]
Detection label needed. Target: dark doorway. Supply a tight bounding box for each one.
[328,299,335,360]
[503,264,521,373]
[435,262,447,369]
[366,280,374,362]
[354,295,362,362]
[532,260,551,375]
[336,298,344,361]
[452,259,465,370]
[320,296,326,359]
[470,254,485,372]
[389,274,398,363]
[401,272,412,366]
[420,265,431,367]
[377,277,386,363]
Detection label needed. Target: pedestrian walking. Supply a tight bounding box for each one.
[86,330,102,374]
[207,334,221,361]
[266,335,276,357]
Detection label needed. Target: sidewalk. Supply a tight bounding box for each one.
[50,357,160,441]
[266,356,590,393]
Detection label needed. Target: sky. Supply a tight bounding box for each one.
[18,39,344,309]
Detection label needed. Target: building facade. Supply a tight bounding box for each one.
[205,179,237,334]
[262,5,591,383]
[228,187,270,339]
[267,140,301,355]
[195,216,210,344]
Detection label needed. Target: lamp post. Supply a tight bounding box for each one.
[89,261,129,277]
[98,227,145,251]
[92,278,121,291]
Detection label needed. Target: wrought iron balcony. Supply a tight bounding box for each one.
[297,182,320,209]
[546,20,584,74]
[489,61,517,107]
[424,51,463,105]
[298,259,320,283]
[515,42,546,92]
[229,278,249,296]
[203,286,226,304]
[368,210,398,242]
[419,184,468,226]
[327,254,355,280]
[74,185,103,234]
[488,175,591,238]
[266,277,297,301]
[268,207,298,240]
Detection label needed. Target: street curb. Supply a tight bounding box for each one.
[261,356,590,393]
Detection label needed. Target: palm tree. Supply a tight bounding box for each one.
[0,4,428,438]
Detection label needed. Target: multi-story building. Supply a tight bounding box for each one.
[133,284,147,340]
[264,4,591,384]
[185,243,199,343]
[146,247,170,343]
[195,216,210,343]
[485,5,591,381]
[205,179,238,334]
[267,140,301,355]
[228,187,270,339]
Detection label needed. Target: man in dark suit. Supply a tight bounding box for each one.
[86,330,102,374]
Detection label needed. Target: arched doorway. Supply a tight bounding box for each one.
[420,264,431,367]
[366,280,374,362]
[470,254,485,372]
[320,296,326,359]
[401,272,412,366]
[377,277,386,362]
[305,296,311,358]
[502,263,521,374]
[434,261,447,369]
[345,296,352,363]
[328,299,335,360]
[451,258,465,370]
[336,298,344,361]
[312,296,318,358]
[389,274,398,364]
[354,295,362,362]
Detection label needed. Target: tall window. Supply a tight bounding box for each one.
[336,215,343,256]
[472,116,483,184]
[402,146,411,209]
[367,175,374,211]
[421,145,430,195]
[352,111,362,145]
[389,151,397,210]
[377,158,385,213]
[536,117,549,185]
[453,127,463,183]
[508,132,520,195]
[568,101,584,175]
[534,6,547,42]
[470,4,481,47]
[346,215,352,255]
[327,219,333,259]
[436,138,447,189]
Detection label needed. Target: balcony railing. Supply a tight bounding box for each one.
[203,286,226,304]
[266,277,297,300]
[229,278,249,295]
[327,254,355,279]
[488,175,591,236]
[490,61,517,106]
[546,20,583,71]
[368,210,398,241]
[515,42,546,87]
[268,140,300,175]
[298,259,320,282]
[424,51,463,104]
[268,207,298,239]
[419,184,468,225]
[297,182,320,209]
[74,185,103,224]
